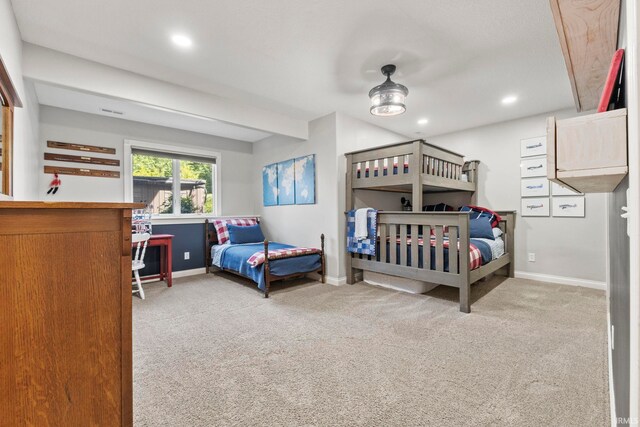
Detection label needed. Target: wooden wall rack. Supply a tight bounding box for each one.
[44,166,120,179]
[47,140,116,155]
[550,0,621,112]
[44,152,120,166]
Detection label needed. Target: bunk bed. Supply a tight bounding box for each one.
[345,139,515,313]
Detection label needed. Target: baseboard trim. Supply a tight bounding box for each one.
[140,267,206,283]
[325,275,347,286]
[173,268,207,278]
[514,271,606,291]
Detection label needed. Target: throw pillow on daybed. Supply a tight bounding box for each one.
[213,217,258,244]
[469,217,495,240]
[227,224,266,244]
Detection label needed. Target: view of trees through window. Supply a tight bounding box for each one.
[132,152,214,215]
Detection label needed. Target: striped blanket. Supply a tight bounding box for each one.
[390,236,483,270]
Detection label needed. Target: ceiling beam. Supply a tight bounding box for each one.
[22,43,308,140]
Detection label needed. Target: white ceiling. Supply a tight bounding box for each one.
[33,82,272,142]
[12,0,575,138]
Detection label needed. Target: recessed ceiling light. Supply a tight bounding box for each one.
[417,118,429,125]
[501,95,518,105]
[171,34,193,48]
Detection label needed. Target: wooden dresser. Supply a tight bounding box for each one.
[0,202,142,426]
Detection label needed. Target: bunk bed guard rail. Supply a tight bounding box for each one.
[346,210,515,313]
[346,140,478,192]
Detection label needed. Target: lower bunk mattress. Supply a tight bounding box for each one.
[211,242,322,291]
[375,236,504,272]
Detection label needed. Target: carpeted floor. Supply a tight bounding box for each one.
[133,274,609,427]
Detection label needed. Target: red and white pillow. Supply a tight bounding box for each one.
[213,217,258,245]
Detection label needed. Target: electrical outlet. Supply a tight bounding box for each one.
[528,253,536,262]
[184,252,190,260]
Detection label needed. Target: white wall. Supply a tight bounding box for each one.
[255,109,606,286]
[252,113,340,278]
[336,113,409,277]
[23,43,307,140]
[252,112,410,281]
[0,0,40,200]
[429,110,607,284]
[39,106,254,215]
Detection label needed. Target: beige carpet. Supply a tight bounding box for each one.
[133,274,609,427]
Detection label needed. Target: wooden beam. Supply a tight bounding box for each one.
[549,0,621,112]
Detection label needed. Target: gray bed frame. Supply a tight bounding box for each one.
[345,139,515,313]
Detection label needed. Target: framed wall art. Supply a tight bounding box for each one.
[520,157,547,178]
[552,196,585,218]
[520,136,546,158]
[521,177,549,197]
[262,163,278,206]
[521,197,550,217]
[551,182,582,196]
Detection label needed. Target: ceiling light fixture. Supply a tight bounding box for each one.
[501,95,518,105]
[171,34,193,48]
[417,118,429,125]
[369,64,409,117]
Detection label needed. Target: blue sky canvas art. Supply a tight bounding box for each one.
[294,154,315,204]
[277,159,295,205]
[262,163,278,206]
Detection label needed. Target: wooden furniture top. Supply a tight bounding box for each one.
[550,0,621,112]
[0,201,144,209]
[343,139,465,158]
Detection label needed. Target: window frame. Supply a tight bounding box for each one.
[124,139,221,218]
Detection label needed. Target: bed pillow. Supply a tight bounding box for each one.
[227,224,265,244]
[460,205,502,228]
[492,227,503,239]
[470,217,495,240]
[213,218,258,244]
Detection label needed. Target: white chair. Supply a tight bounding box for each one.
[132,233,151,299]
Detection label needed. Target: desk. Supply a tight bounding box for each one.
[134,234,174,287]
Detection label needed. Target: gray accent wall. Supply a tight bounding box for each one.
[137,223,206,276]
[609,176,630,425]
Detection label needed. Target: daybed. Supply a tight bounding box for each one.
[205,218,325,297]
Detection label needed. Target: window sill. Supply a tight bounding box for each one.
[149,214,260,225]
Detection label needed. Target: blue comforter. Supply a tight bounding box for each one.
[214,242,322,291]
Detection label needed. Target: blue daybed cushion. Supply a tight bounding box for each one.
[227,224,265,244]
[469,217,495,240]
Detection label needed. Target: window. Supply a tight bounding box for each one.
[130,147,217,216]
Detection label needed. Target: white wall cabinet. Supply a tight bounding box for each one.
[547,108,628,193]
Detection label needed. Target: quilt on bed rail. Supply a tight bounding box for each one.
[247,247,322,267]
[384,236,487,270]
